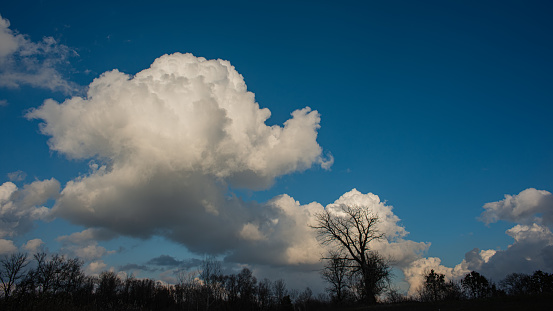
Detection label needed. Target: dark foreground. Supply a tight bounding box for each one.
[363,295,553,311]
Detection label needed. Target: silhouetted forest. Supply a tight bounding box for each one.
[2,252,553,310]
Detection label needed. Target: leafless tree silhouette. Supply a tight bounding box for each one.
[312,204,389,304]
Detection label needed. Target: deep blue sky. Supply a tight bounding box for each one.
[1,0,552,294]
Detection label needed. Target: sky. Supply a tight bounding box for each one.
[1,0,553,295]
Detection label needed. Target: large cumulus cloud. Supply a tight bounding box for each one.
[26,53,333,264]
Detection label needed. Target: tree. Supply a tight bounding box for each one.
[461,271,492,299]
[500,273,532,296]
[97,271,121,306]
[199,256,223,310]
[257,278,272,310]
[0,252,28,300]
[312,204,389,304]
[321,250,351,304]
[419,269,461,302]
[529,270,553,295]
[237,267,257,310]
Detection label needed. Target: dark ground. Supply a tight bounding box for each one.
[356,295,553,311]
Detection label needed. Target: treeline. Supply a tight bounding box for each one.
[377,269,553,310]
[0,252,328,311]
[3,251,553,310]
[410,269,553,302]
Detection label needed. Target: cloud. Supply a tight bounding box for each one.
[57,228,117,244]
[0,179,59,238]
[22,238,45,253]
[402,188,553,295]
[480,188,553,226]
[7,170,26,182]
[85,260,108,275]
[325,189,431,267]
[471,189,553,280]
[0,239,17,255]
[402,257,470,296]
[23,52,430,291]
[57,228,116,261]
[26,52,332,264]
[119,263,153,272]
[0,13,80,94]
[461,223,553,282]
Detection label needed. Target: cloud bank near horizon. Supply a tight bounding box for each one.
[402,188,553,295]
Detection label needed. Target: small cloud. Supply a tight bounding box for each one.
[22,238,44,253]
[147,255,202,270]
[86,260,107,275]
[57,228,117,261]
[0,179,59,238]
[7,170,26,182]
[0,99,7,106]
[0,239,17,255]
[147,255,182,267]
[0,13,81,95]
[119,263,153,272]
[480,188,553,226]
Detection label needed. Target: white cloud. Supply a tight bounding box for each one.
[22,52,432,291]
[326,189,431,267]
[480,188,553,226]
[402,189,553,295]
[0,13,80,94]
[0,179,59,238]
[58,228,116,261]
[22,238,44,253]
[0,239,17,255]
[468,189,553,280]
[85,260,108,275]
[26,53,332,264]
[402,257,470,296]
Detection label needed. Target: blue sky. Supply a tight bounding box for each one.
[1,0,553,294]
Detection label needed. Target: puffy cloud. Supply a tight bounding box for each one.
[480,188,553,226]
[23,53,430,290]
[22,238,45,253]
[85,260,107,275]
[403,189,553,295]
[26,53,332,265]
[0,179,59,238]
[470,189,553,281]
[402,257,470,296]
[58,229,116,261]
[466,224,553,281]
[0,13,80,94]
[0,239,17,255]
[326,189,430,267]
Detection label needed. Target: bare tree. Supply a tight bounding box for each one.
[0,252,28,300]
[311,204,388,304]
[321,250,350,304]
[199,256,223,310]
